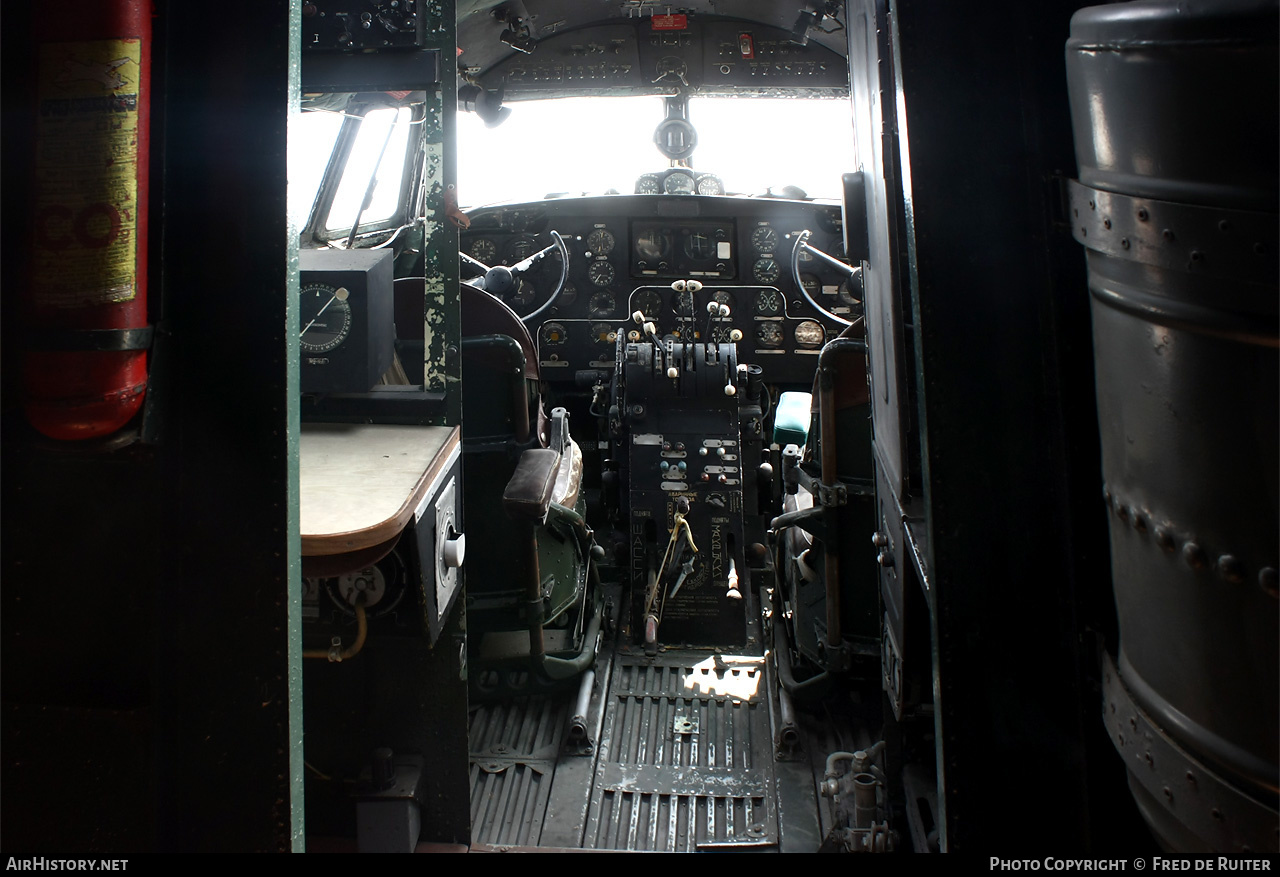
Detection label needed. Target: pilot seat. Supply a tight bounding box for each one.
[395,279,602,695]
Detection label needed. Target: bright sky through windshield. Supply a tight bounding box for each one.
[457,96,854,207]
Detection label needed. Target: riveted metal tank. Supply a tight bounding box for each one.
[1066,0,1279,854]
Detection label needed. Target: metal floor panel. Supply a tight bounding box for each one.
[469,694,571,846]
[582,650,779,851]
[468,644,810,851]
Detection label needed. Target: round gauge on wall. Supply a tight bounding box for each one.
[663,171,696,194]
[755,289,782,316]
[632,289,663,318]
[799,273,821,298]
[299,282,352,353]
[586,228,616,257]
[684,230,714,260]
[710,324,737,343]
[672,290,695,317]
[557,281,578,307]
[469,237,498,265]
[753,258,781,285]
[540,322,568,347]
[587,260,616,288]
[696,174,724,196]
[591,322,617,345]
[589,291,616,317]
[508,278,536,307]
[634,229,671,262]
[504,235,536,265]
[635,173,661,194]
[794,320,825,349]
[712,290,733,306]
[751,225,779,254]
[755,322,784,348]
[839,274,862,306]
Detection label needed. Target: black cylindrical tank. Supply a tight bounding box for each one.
[1066,0,1278,854]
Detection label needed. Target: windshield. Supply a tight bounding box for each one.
[457,95,854,207]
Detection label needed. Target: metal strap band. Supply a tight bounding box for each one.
[27,327,154,352]
[1068,180,1278,285]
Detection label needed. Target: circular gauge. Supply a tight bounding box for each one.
[712,290,733,306]
[586,228,616,256]
[710,324,735,343]
[664,171,696,194]
[751,226,779,253]
[540,322,568,347]
[469,237,498,265]
[336,565,386,609]
[505,235,536,264]
[755,289,782,316]
[589,291,616,317]
[633,289,663,318]
[839,270,863,306]
[753,258,781,285]
[684,231,714,260]
[591,322,618,345]
[635,228,671,262]
[587,260,615,287]
[672,290,695,317]
[755,322,784,348]
[696,174,724,196]
[799,273,821,298]
[636,173,661,194]
[794,320,825,349]
[797,241,815,262]
[557,282,578,307]
[300,282,352,353]
[508,278,536,307]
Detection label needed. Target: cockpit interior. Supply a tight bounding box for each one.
[2,0,1276,856]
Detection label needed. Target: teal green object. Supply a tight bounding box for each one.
[773,391,813,447]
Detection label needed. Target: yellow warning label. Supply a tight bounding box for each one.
[33,40,142,308]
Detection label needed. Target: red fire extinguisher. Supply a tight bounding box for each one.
[25,1,151,441]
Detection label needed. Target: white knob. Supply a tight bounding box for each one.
[724,384,736,396]
[671,280,687,291]
[729,329,743,342]
[687,280,703,292]
[443,533,466,568]
[632,310,645,324]
[667,366,679,379]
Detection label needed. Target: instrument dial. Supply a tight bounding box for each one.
[633,289,663,319]
[587,260,615,287]
[589,291,616,317]
[684,231,714,260]
[755,322,784,348]
[794,320,825,349]
[300,283,352,353]
[591,322,618,345]
[696,174,724,196]
[713,290,733,306]
[508,278,536,307]
[672,290,695,317]
[800,273,821,298]
[586,228,616,256]
[505,235,536,264]
[755,289,782,316]
[839,272,862,306]
[663,171,696,195]
[540,322,568,347]
[469,237,497,265]
[751,226,779,253]
[753,258,781,285]
[557,281,578,307]
[636,173,661,194]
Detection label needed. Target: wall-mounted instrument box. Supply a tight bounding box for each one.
[299,248,394,395]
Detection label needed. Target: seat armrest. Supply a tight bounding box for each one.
[503,448,562,523]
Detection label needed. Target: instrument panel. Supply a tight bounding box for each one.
[461,194,858,385]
